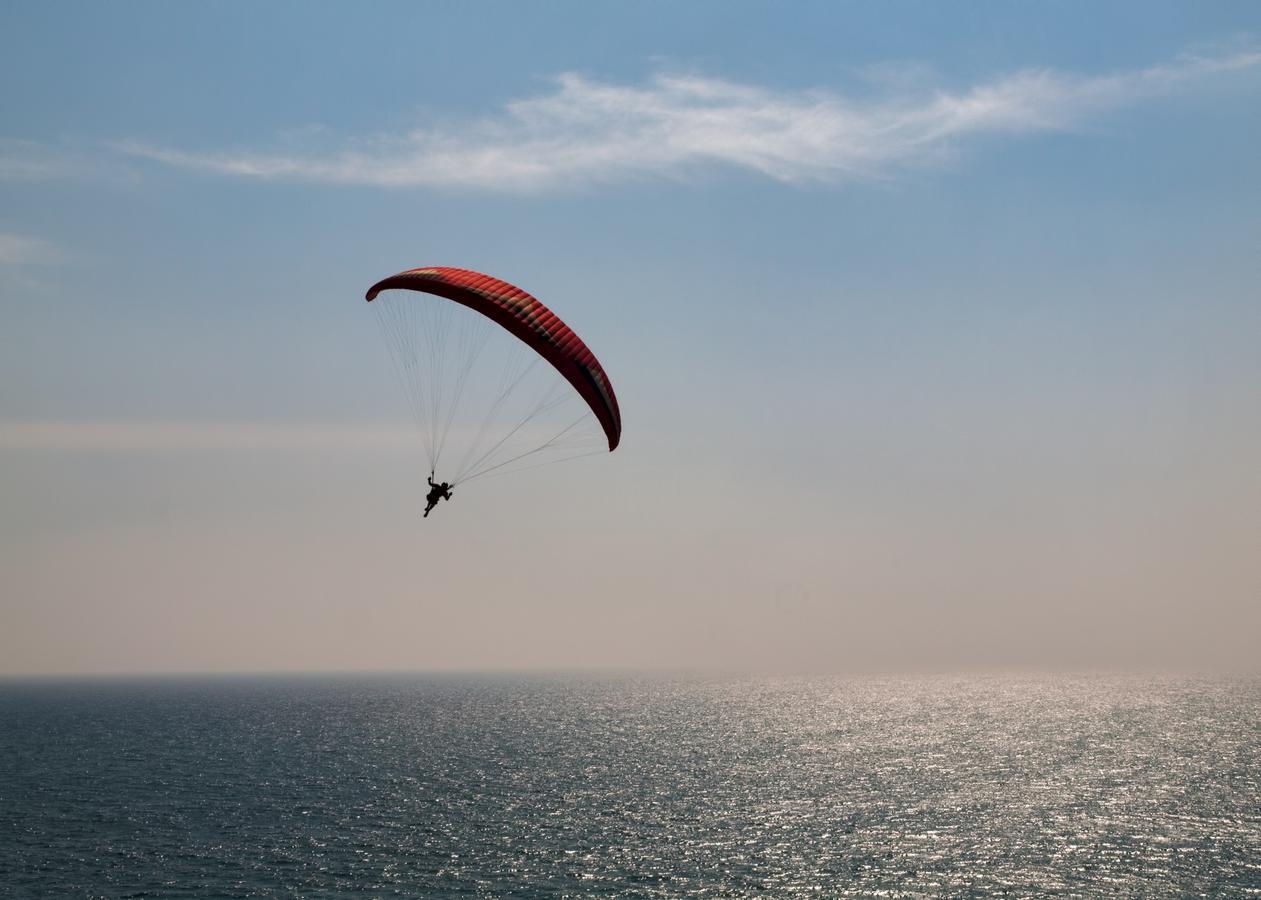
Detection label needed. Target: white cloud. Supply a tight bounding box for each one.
[0,232,59,266]
[0,138,80,181]
[116,49,1261,191]
[0,421,418,452]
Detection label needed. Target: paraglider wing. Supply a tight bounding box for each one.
[366,267,621,451]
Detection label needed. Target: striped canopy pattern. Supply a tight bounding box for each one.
[366,267,621,451]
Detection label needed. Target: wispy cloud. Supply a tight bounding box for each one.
[0,421,418,452]
[0,232,59,266]
[0,138,82,182]
[116,49,1261,191]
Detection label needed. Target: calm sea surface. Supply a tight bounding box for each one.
[2,674,1258,897]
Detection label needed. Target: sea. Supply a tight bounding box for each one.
[1,674,1258,897]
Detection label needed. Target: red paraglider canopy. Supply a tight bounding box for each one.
[366,267,621,451]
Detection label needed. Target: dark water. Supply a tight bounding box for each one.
[2,674,1259,897]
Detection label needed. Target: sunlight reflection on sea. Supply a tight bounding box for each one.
[2,674,1258,896]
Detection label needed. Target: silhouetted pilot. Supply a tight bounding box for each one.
[424,475,453,518]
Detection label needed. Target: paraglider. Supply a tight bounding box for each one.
[366,266,620,517]
[423,474,453,518]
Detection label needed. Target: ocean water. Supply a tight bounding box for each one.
[1,674,1258,897]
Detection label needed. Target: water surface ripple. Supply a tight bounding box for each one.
[2,674,1258,896]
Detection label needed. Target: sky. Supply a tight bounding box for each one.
[2,1,1258,676]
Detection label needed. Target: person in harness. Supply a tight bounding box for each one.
[424,474,453,518]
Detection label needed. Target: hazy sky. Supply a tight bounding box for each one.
[2,1,1258,675]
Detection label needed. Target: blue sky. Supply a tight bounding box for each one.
[2,2,1259,674]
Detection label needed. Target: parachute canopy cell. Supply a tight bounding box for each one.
[366,266,621,451]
